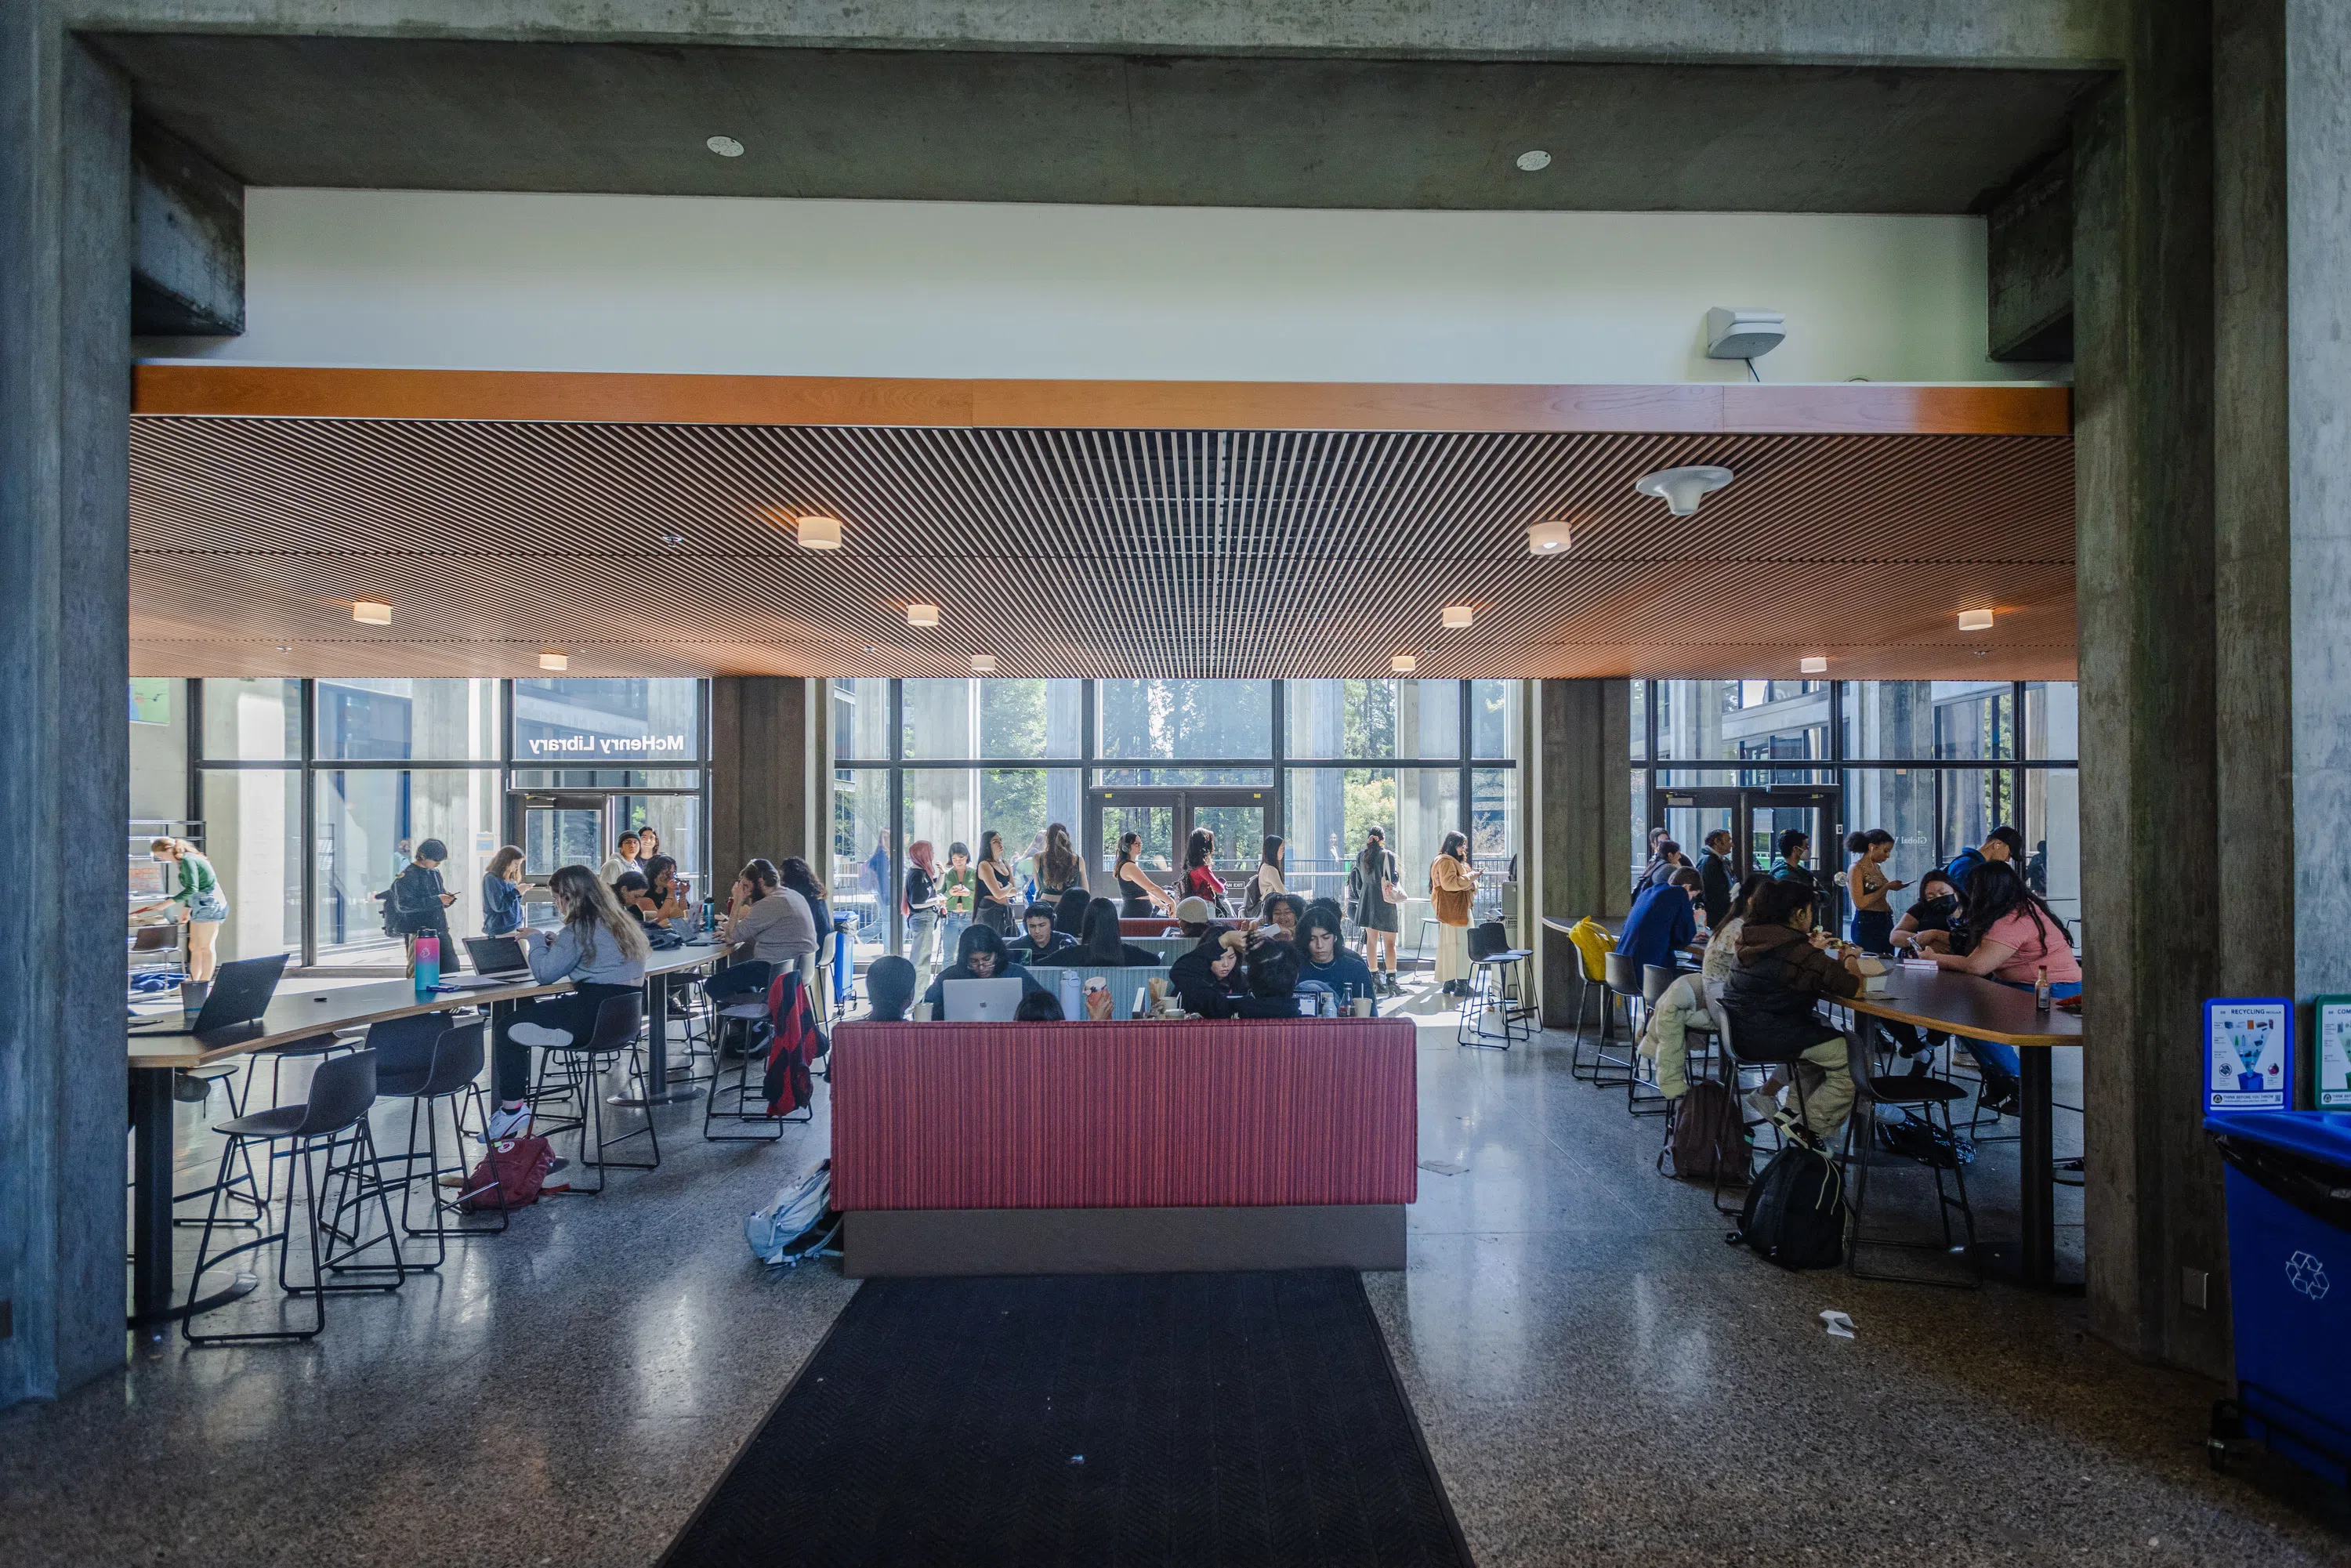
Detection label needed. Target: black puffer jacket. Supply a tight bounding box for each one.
[1722,922,1859,1062]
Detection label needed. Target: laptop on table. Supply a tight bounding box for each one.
[941,977,1026,1023]
[458,935,535,983]
[128,952,288,1038]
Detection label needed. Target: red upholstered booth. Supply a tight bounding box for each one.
[831,1018,1416,1275]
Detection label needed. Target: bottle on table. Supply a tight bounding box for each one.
[2034,965,2052,1012]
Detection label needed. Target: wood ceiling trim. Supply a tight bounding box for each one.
[132,364,2071,437]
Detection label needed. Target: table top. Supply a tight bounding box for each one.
[127,941,725,1069]
[1841,962,2082,1048]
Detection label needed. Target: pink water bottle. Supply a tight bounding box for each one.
[413,934,441,994]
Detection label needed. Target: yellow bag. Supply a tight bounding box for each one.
[1568,917,1617,983]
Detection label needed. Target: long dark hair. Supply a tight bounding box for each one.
[979,830,1006,867]
[1080,896,1128,961]
[643,854,678,898]
[1846,828,1893,856]
[1744,878,1815,929]
[1115,831,1142,870]
[1439,830,1469,860]
[1962,859,2068,950]
[1039,822,1080,888]
[1186,827,1215,869]
[1727,871,1772,922]
[955,921,1008,968]
[1260,835,1284,872]
[779,856,826,900]
[548,863,650,961]
[1357,830,1390,881]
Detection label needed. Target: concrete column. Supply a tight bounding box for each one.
[1535,678,1629,1027]
[0,11,132,1405]
[708,676,810,884]
[2074,0,2230,1374]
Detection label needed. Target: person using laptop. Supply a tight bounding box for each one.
[1009,905,1079,965]
[389,838,458,973]
[863,955,918,1022]
[486,864,650,1142]
[919,923,1047,1016]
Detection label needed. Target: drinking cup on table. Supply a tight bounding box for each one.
[912,1002,933,1022]
[1352,996,1374,1018]
[179,980,209,1021]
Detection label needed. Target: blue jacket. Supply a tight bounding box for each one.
[1943,847,1988,894]
[1617,882,1697,971]
[482,873,524,936]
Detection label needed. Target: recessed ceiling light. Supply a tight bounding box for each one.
[658,530,686,548]
[1634,465,1736,517]
[795,514,842,549]
[907,603,940,628]
[539,652,569,671]
[705,135,744,158]
[1957,608,1995,632]
[1799,656,1828,674]
[1443,605,1473,629]
[1516,150,1552,172]
[1392,654,1417,673]
[1527,520,1573,555]
[351,599,391,625]
[970,654,997,673]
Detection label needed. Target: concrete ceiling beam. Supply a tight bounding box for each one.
[130,117,241,335]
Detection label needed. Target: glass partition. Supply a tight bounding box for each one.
[202,678,302,761]
[1097,679,1270,759]
[317,679,500,762]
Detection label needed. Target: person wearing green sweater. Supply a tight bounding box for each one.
[134,837,230,982]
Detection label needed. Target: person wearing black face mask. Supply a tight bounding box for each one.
[1879,871,1959,1059]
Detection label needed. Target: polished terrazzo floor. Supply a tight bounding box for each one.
[3,989,2345,1566]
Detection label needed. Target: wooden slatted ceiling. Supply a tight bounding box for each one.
[128,418,2076,680]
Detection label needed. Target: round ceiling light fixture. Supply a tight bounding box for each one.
[1515,150,1552,172]
[1634,465,1735,516]
[351,599,392,625]
[539,651,569,671]
[907,603,940,628]
[970,654,997,673]
[705,135,745,158]
[1527,520,1574,556]
[1443,605,1473,629]
[1392,654,1418,673]
[795,514,842,549]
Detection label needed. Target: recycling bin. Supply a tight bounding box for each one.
[2206,1110,2351,1483]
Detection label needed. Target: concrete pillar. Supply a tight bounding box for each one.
[0,12,132,1405]
[709,677,810,885]
[2074,0,2230,1374]
[1535,678,1629,1027]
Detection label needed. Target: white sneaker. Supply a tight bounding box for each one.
[509,1022,573,1048]
[484,1103,532,1143]
[1744,1088,1785,1126]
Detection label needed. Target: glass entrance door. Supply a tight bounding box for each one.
[1653,783,1841,920]
[513,792,607,883]
[1087,785,1276,907]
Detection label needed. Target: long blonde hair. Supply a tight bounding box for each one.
[149,837,198,858]
[548,864,650,962]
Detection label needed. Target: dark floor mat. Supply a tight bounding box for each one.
[663,1269,1472,1568]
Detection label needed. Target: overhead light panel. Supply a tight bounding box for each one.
[907,603,940,628]
[351,599,391,625]
[1392,655,1417,673]
[1799,656,1828,675]
[1527,520,1573,555]
[1958,609,1995,632]
[705,135,744,158]
[1443,605,1473,629]
[539,652,569,671]
[795,514,842,549]
[1634,465,1735,517]
[970,654,996,672]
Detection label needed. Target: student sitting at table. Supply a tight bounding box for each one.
[1639,873,1770,1099]
[597,831,643,886]
[487,864,650,1141]
[1768,828,1818,890]
[1878,871,1959,1063]
[1078,897,1163,966]
[1941,824,2023,896]
[920,922,1049,1016]
[1170,928,1249,1017]
[1055,885,1094,938]
[725,859,815,968]
[1014,990,1067,1022]
[1232,939,1315,1019]
[1173,895,1216,941]
[1618,867,1704,970]
[864,955,917,1022]
[1721,878,1864,1143]
[1253,893,1303,945]
[1010,904,1081,965]
[1297,905,1378,1013]
[1909,859,2077,1117]
[627,856,691,927]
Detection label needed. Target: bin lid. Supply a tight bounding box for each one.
[2205,1110,2351,1166]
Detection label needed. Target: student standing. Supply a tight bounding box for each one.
[597,831,643,885]
[136,837,230,983]
[1769,828,1817,889]
[486,864,650,1140]
[1695,828,1736,930]
[1349,828,1403,997]
[1113,831,1175,916]
[1034,822,1086,909]
[939,841,977,958]
[481,845,534,936]
[904,840,944,972]
[975,829,1020,935]
[1429,831,1481,997]
[1942,824,2024,895]
[1842,828,1906,954]
[389,837,458,972]
[1243,835,1286,918]
[1182,828,1227,911]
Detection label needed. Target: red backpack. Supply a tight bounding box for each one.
[462,1133,560,1209]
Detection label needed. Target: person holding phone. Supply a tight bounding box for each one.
[388,837,459,973]
[1348,827,1402,996]
[1429,831,1482,997]
[480,845,538,936]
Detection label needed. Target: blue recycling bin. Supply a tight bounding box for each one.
[2207,1111,2351,1483]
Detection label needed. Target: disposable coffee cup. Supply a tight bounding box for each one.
[1352,997,1373,1018]
[913,1002,934,1022]
[179,980,209,1021]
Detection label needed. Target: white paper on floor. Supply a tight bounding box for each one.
[1820,1309,1857,1339]
[1418,1159,1469,1176]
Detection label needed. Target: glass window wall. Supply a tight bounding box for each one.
[1285,679,1459,759]
[313,767,502,964]
[201,769,300,965]
[201,678,301,761]
[901,679,1082,760]
[1097,679,1270,759]
[317,679,500,762]
[513,676,702,763]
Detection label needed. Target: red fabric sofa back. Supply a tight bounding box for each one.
[831,1019,1416,1211]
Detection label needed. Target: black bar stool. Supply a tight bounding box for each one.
[184,1048,404,1345]
[1625,964,1682,1117]
[1843,1020,1982,1287]
[367,1012,505,1258]
[1458,921,1534,1049]
[704,963,792,1143]
[1586,952,1646,1088]
[528,994,657,1195]
[1712,1009,1817,1215]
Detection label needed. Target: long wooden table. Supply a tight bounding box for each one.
[125,942,724,1334]
[1840,965,2083,1289]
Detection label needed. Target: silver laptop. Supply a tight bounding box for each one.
[941,977,1026,1023]
[462,935,532,978]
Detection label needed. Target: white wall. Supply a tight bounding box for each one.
[139,189,2053,385]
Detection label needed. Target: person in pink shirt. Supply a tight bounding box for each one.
[1913,859,2079,1116]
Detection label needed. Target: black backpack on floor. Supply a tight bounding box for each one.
[1730,1141,1847,1269]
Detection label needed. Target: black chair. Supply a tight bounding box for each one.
[185,1048,404,1345]
[1712,1009,1817,1215]
[1625,964,1682,1117]
[1586,952,1646,1088]
[1565,929,1614,1080]
[1458,921,1534,1049]
[1843,1022,1982,1287]
[705,968,814,1142]
[368,1012,505,1259]
[528,994,657,1195]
